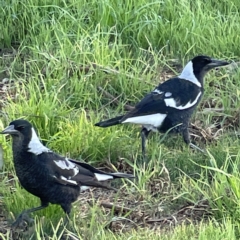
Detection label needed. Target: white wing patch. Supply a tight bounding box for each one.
[178,61,201,87]
[152,89,163,94]
[28,128,51,155]
[165,92,172,97]
[164,92,202,110]
[122,113,167,128]
[52,175,78,185]
[54,159,79,176]
[60,176,78,185]
[94,173,114,181]
[80,186,90,192]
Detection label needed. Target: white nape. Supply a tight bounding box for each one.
[94,173,114,181]
[122,113,167,128]
[60,176,77,185]
[28,128,51,155]
[164,92,202,110]
[80,186,90,192]
[54,159,79,176]
[178,61,202,87]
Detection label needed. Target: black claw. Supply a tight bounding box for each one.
[189,143,206,154]
[11,212,34,229]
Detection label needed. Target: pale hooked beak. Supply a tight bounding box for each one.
[1,125,18,135]
[208,59,230,68]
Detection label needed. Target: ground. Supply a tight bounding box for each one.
[0,46,239,239]
[1,1,240,238]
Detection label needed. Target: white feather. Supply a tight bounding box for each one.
[94,173,114,181]
[28,128,51,155]
[60,176,78,185]
[122,113,167,128]
[142,124,159,132]
[165,92,172,97]
[80,186,90,192]
[164,92,202,110]
[152,89,163,94]
[54,159,79,176]
[164,98,177,107]
[178,61,201,87]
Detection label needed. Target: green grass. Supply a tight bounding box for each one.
[0,0,240,239]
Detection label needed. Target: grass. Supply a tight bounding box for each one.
[0,0,240,239]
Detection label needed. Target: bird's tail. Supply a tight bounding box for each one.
[108,172,135,179]
[94,115,124,127]
[69,159,135,191]
[69,159,135,180]
[89,172,134,191]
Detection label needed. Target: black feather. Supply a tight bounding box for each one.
[1,119,134,226]
[95,115,124,127]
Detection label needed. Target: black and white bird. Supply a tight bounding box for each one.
[95,55,229,157]
[1,119,134,227]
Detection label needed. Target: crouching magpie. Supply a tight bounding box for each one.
[1,119,134,228]
[95,55,229,157]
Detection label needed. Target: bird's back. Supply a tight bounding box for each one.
[157,78,203,133]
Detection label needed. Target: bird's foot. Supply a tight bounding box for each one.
[11,212,34,229]
[189,143,206,154]
[137,154,149,166]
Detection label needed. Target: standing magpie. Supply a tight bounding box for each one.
[95,55,229,156]
[1,119,134,227]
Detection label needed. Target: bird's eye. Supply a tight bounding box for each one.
[203,58,211,63]
[17,126,25,130]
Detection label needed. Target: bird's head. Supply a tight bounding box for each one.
[1,119,50,155]
[179,55,229,87]
[191,55,229,73]
[1,119,33,138]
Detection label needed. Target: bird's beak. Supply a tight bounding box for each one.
[1,125,18,135]
[208,59,230,68]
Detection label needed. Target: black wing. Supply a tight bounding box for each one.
[69,159,134,178]
[41,153,133,189]
[121,78,202,121]
[42,153,81,186]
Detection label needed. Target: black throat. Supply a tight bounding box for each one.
[193,69,207,88]
[11,134,32,162]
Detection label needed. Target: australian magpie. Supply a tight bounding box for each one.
[1,119,134,228]
[95,55,229,157]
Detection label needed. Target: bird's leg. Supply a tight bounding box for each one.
[60,213,73,240]
[61,204,72,227]
[140,127,151,161]
[63,214,71,227]
[182,128,205,153]
[11,202,49,229]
